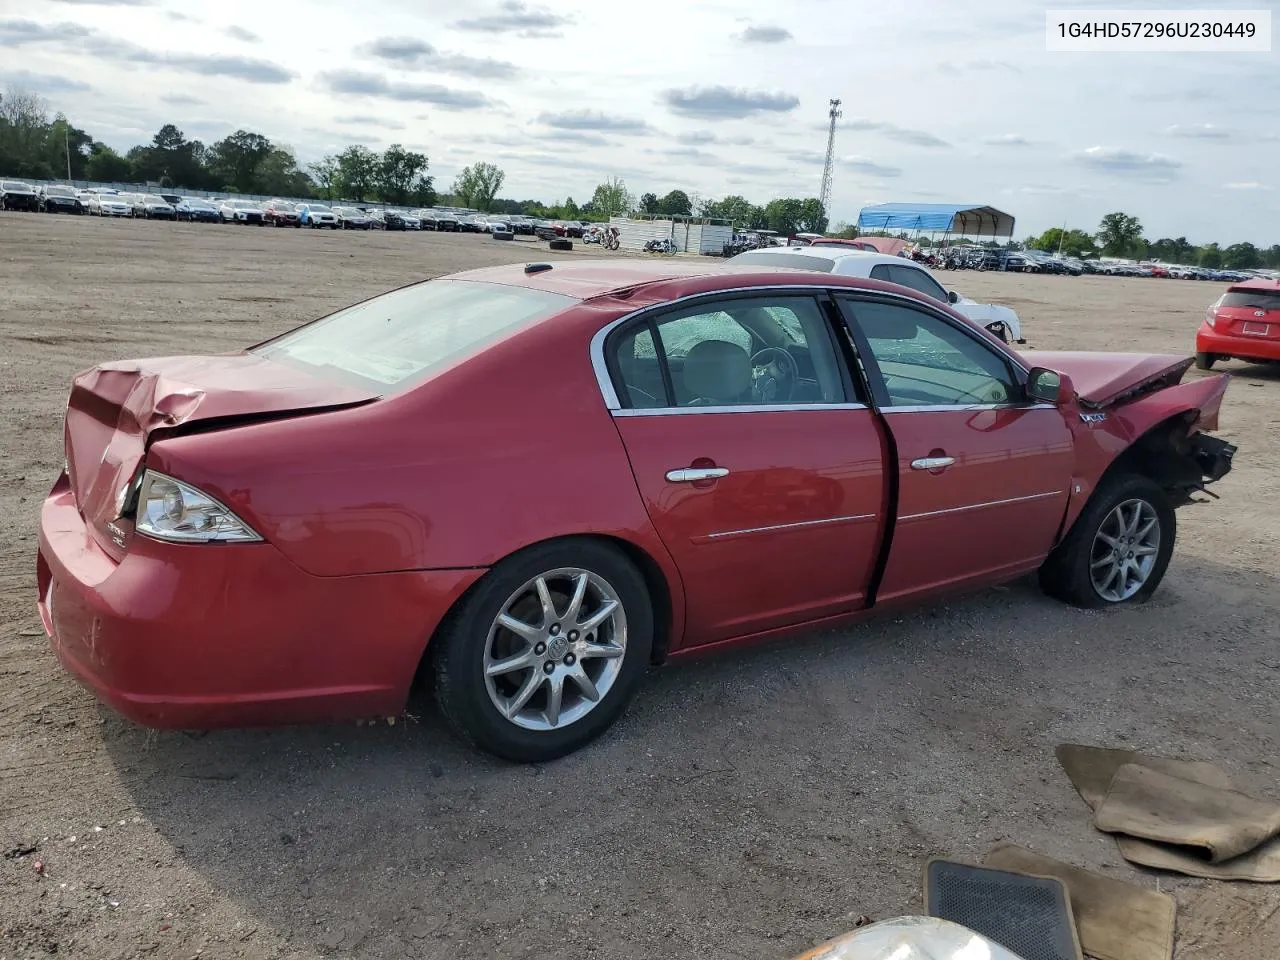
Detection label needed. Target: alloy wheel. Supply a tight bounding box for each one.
[483,567,627,731]
[1090,498,1161,602]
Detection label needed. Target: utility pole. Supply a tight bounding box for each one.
[819,98,842,231]
[65,122,72,182]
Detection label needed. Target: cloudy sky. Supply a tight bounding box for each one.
[2,0,1278,242]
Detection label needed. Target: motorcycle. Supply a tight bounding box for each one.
[643,237,677,255]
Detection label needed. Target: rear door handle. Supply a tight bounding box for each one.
[666,467,729,483]
[910,456,955,471]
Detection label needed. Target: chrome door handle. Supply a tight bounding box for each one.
[910,456,955,470]
[666,467,729,483]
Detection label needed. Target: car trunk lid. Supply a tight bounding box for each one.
[64,353,376,559]
[1028,351,1195,409]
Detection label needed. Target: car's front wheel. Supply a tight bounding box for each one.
[434,540,652,762]
[1039,473,1175,608]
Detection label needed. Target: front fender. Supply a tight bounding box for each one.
[1057,372,1231,538]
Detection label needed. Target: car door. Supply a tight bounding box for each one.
[603,292,889,647]
[835,294,1074,603]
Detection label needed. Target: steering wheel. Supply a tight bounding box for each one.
[750,347,799,404]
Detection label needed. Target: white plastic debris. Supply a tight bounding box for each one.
[791,917,1028,960]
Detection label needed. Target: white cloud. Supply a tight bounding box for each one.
[1165,123,1229,139]
[1224,182,1272,191]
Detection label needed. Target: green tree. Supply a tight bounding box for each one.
[1222,242,1260,270]
[1199,242,1223,269]
[699,195,765,228]
[1096,212,1144,258]
[450,161,504,211]
[85,143,132,181]
[657,189,692,217]
[589,177,633,219]
[1148,236,1197,263]
[1264,245,1280,269]
[309,156,339,200]
[334,145,379,201]
[0,85,52,178]
[209,130,272,193]
[762,197,826,235]
[637,191,659,215]
[1030,227,1097,258]
[377,143,430,205]
[256,147,313,197]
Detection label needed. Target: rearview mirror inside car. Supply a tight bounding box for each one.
[947,290,960,304]
[1026,367,1073,405]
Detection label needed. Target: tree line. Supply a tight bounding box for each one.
[1027,212,1279,270]
[0,84,831,233]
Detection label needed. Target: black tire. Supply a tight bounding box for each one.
[548,238,573,252]
[1195,352,1216,371]
[988,322,1010,344]
[492,230,514,241]
[1038,473,1176,609]
[433,539,653,762]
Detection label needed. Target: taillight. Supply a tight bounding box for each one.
[1206,308,1217,330]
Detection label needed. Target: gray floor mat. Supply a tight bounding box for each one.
[925,859,1083,960]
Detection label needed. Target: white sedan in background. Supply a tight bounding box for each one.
[726,247,1025,344]
[88,193,134,217]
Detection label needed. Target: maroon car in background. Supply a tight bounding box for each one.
[263,199,301,227]
[38,260,1235,762]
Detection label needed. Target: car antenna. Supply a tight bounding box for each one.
[524,263,553,274]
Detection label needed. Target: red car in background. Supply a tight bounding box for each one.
[1196,277,1280,369]
[38,261,1235,761]
[263,200,300,227]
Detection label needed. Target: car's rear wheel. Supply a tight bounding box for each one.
[434,539,652,762]
[987,322,1010,343]
[1039,473,1175,608]
[1195,352,1217,370]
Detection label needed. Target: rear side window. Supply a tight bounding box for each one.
[869,263,947,303]
[1221,290,1280,310]
[255,279,575,393]
[729,252,837,272]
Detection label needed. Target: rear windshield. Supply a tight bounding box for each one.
[1221,290,1280,310]
[254,279,576,393]
[730,252,837,272]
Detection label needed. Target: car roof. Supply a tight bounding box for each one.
[445,257,950,307]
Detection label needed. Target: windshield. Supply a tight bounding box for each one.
[272,201,296,211]
[144,195,167,204]
[255,280,576,394]
[730,252,837,272]
[1221,290,1280,311]
[186,198,213,208]
[46,186,75,197]
[307,204,331,212]
[2,181,31,191]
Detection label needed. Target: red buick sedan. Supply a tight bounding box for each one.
[38,261,1235,761]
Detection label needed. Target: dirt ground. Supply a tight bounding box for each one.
[2,213,1278,960]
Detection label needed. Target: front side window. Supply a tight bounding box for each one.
[610,296,847,409]
[255,279,575,394]
[842,299,1017,407]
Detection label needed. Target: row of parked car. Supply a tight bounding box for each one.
[0,180,597,239]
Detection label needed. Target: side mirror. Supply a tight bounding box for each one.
[947,290,960,304]
[1026,367,1074,405]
